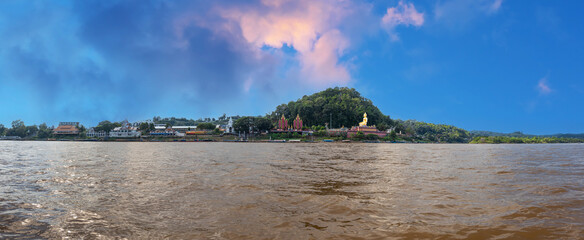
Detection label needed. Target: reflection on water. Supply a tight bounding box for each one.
[1,141,583,239]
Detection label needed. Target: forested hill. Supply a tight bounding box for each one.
[471,131,584,139]
[269,87,392,128]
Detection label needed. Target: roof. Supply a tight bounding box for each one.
[53,125,79,134]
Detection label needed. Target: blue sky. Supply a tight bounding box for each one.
[0,0,583,134]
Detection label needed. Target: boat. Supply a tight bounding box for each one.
[323,139,334,142]
[288,139,301,143]
[269,139,286,143]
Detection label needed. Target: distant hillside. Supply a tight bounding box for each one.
[268,87,473,143]
[471,131,584,139]
[269,87,392,128]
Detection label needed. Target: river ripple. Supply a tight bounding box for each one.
[1,141,583,239]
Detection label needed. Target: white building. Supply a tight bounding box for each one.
[109,120,141,138]
[86,128,107,138]
[171,126,197,133]
[224,117,234,133]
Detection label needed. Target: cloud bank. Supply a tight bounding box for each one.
[0,0,423,125]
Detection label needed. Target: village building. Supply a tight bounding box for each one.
[171,126,198,133]
[53,122,80,135]
[86,128,107,138]
[224,117,234,133]
[151,126,178,136]
[109,120,141,138]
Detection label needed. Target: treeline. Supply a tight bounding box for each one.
[152,115,241,127]
[395,120,471,143]
[471,130,584,140]
[470,136,584,144]
[0,120,85,139]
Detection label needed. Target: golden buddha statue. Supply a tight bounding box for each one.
[359,113,368,126]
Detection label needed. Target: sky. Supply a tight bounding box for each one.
[0,0,583,134]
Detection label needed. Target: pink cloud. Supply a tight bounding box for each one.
[537,77,552,95]
[214,0,354,86]
[301,30,350,86]
[382,1,424,40]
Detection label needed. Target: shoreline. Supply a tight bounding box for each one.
[0,139,582,144]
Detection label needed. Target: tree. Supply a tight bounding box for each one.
[7,120,27,137]
[0,124,6,136]
[255,117,273,132]
[366,134,379,140]
[38,123,52,138]
[197,122,216,130]
[79,124,87,137]
[139,122,151,132]
[377,123,388,132]
[95,121,117,133]
[389,130,397,141]
[11,120,24,129]
[26,125,38,137]
[234,116,254,133]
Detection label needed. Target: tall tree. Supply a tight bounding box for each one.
[7,120,27,137]
[95,121,117,133]
[234,116,254,133]
[255,117,273,132]
[38,123,52,138]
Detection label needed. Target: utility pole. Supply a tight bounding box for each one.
[330,113,332,129]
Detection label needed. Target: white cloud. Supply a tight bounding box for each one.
[537,77,552,95]
[434,0,504,30]
[382,1,424,41]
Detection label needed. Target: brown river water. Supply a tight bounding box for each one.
[1,141,583,239]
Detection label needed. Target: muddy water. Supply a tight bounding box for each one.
[1,141,583,239]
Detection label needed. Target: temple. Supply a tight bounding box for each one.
[272,114,307,134]
[293,114,303,130]
[278,115,288,130]
[348,112,387,138]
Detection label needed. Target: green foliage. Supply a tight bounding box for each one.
[153,115,241,127]
[6,120,27,137]
[470,136,584,144]
[138,122,151,132]
[37,123,53,138]
[234,116,253,133]
[366,134,379,140]
[377,123,389,132]
[396,120,471,143]
[269,87,393,128]
[197,122,216,130]
[233,116,272,133]
[26,125,39,137]
[255,117,273,132]
[387,130,397,141]
[471,131,584,140]
[0,124,5,136]
[94,121,119,133]
[353,131,365,140]
[155,117,197,126]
